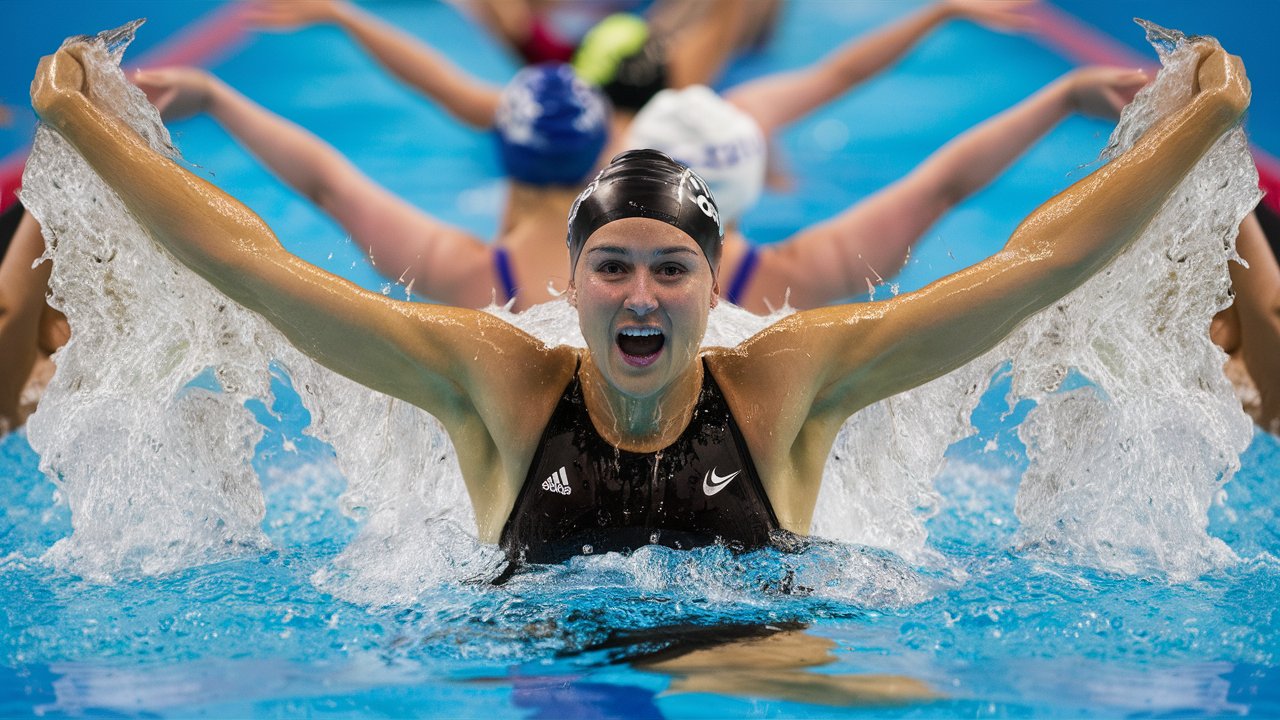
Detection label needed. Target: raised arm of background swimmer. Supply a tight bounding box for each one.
[751,65,1148,311]
[244,0,501,128]
[30,46,565,431]
[726,0,1037,135]
[663,0,752,89]
[132,66,495,308]
[732,45,1248,425]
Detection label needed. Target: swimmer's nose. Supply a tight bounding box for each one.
[624,275,658,316]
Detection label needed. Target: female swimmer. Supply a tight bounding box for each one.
[30,41,1249,563]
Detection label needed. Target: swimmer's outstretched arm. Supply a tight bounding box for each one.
[744,66,1147,312]
[725,0,1035,136]
[0,211,53,431]
[729,45,1247,445]
[31,46,571,456]
[133,67,497,309]
[244,0,502,129]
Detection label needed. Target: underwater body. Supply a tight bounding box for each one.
[3,7,1279,718]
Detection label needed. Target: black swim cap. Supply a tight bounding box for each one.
[567,149,723,276]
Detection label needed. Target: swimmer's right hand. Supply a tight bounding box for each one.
[1193,44,1250,122]
[133,68,217,122]
[31,46,88,129]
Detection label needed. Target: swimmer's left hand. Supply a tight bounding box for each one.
[1065,66,1150,121]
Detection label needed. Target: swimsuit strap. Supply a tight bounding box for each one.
[492,247,517,303]
[725,244,759,306]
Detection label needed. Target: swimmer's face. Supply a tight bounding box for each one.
[571,217,718,398]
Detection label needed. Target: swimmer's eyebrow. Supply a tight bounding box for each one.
[587,246,699,258]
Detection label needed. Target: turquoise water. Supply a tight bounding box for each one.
[3,1,1280,716]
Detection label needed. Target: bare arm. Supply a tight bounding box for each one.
[664,0,752,89]
[726,0,1035,135]
[0,210,52,429]
[751,66,1148,311]
[245,0,502,128]
[33,46,548,426]
[740,45,1249,425]
[454,0,536,53]
[133,67,495,308]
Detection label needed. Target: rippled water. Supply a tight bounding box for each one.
[2,20,1277,718]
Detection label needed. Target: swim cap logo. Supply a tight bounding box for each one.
[681,170,720,229]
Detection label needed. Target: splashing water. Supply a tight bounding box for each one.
[20,20,1258,600]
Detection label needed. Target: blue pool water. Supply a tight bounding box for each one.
[4,1,1280,717]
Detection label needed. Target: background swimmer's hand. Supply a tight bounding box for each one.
[243,0,345,30]
[133,67,216,122]
[1065,66,1149,121]
[31,46,88,130]
[1193,46,1250,122]
[0,104,11,128]
[941,0,1039,34]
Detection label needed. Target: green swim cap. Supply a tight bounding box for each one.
[572,14,668,111]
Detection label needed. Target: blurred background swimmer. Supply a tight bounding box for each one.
[238,0,1040,158]
[135,62,607,310]
[1212,207,1280,434]
[245,0,776,105]
[0,202,68,433]
[627,66,1148,313]
[136,61,1144,317]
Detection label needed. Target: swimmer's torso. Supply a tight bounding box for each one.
[500,358,780,563]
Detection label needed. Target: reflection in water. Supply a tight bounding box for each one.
[479,623,938,713]
[632,625,937,707]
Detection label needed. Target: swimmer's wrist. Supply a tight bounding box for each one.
[328,1,362,30]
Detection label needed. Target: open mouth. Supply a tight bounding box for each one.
[616,327,665,366]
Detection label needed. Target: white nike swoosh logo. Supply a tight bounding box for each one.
[703,468,740,496]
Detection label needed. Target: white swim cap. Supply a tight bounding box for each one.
[625,86,766,224]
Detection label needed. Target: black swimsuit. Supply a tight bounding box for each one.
[500,359,780,564]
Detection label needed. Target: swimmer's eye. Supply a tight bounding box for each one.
[595,260,628,276]
[654,263,689,279]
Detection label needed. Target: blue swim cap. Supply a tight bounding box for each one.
[494,63,609,186]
